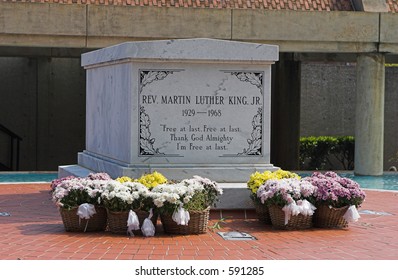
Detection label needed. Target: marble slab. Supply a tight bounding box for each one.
[81,38,279,67]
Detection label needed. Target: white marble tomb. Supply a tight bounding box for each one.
[59,38,279,185]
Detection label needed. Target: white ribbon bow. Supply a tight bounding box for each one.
[77,203,96,232]
[172,206,190,226]
[282,200,316,225]
[282,202,300,225]
[141,208,156,237]
[343,205,361,223]
[298,200,317,216]
[127,210,140,236]
[77,203,96,219]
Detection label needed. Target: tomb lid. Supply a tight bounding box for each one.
[82,38,279,67]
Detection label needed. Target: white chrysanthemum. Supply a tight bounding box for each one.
[167,193,180,204]
[153,198,164,207]
[183,196,191,204]
[132,192,140,200]
[109,191,116,199]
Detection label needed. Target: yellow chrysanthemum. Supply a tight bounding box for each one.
[274,169,301,180]
[116,176,133,183]
[247,169,300,194]
[137,171,167,189]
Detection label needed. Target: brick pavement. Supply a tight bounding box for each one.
[0,183,397,260]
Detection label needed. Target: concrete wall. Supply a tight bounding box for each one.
[2,4,398,54]
[0,3,86,48]
[0,57,38,170]
[0,57,85,171]
[300,62,356,136]
[232,10,379,53]
[385,66,398,169]
[300,62,398,170]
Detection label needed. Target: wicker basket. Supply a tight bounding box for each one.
[160,207,210,235]
[313,204,349,228]
[253,201,272,224]
[268,204,313,230]
[107,209,158,234]
[59,206,107,232]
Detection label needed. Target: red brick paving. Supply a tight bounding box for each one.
[0,183,397,260]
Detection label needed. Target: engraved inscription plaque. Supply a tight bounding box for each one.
[138,69,265,158]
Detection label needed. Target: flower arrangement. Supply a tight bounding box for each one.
[247,169,300,200]
[188,175,223,209]
[101,180,158,236]
[151,181,202,215]
[257,178,316,207]
[51,177,108,210]
[304,171,366,208]
[257,178,317,225]
[101,181,153,212]
[151,176,222,214]
[151,176,222,233]
[51,175,111,232]
[303,172,365,227]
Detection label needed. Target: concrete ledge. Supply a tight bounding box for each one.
[87,6,232,48]
[380,13,398,44]
[0,34,86,48]
[215,183,254,210]
[232,10,379,44]
[77,151,277,183]
[58,164,93,178]
[0,3,86,48]
[82,38,279,67]
[210,209,256,219]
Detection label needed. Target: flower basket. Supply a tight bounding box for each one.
[152,176,221,235]
[256,178,316,229]
[313,204,349,228]
[268,205,313,230]
[107,209,158,234]
[106,210,129,234]
[247,170,301,224]
[160,207,210,235]
[59,206,107,232]
[304,172,366,228]
[253,200,271,224]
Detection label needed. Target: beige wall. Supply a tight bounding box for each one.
[1,3,398,54]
